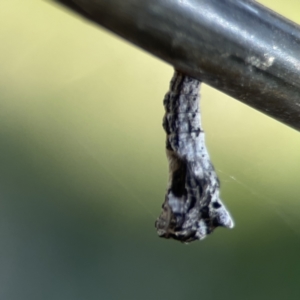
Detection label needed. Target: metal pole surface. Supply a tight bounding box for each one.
[51,0,300,131]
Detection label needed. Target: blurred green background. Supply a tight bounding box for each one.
[1,0,300,299]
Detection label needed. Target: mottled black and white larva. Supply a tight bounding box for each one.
[155,70,234,243]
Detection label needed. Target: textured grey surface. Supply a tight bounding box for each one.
[155,71,233,243]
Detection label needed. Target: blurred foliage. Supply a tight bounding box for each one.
[0,0,300,299]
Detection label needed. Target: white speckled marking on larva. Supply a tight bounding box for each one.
[155,70,234,243]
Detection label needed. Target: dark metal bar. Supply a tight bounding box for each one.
[50,0,300,131]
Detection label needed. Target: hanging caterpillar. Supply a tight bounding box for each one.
[155,70,234,243]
